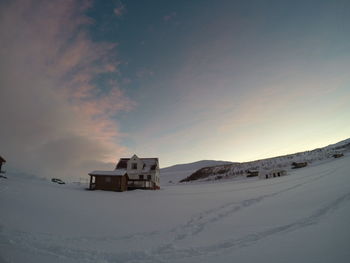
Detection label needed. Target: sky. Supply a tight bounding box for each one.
[0,0,349,179]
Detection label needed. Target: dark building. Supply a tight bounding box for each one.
[88,170,128,192]
[0,156,6,173]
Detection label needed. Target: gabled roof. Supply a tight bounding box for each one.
[0,156,6,163]
[116,159,128,169]
[115,156,159,170]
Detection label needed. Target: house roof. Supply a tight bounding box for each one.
[115,157,159,170]
[89,169,127,176]
[117,157,159,162]
[0,156,6,163]
[142,158,158,166]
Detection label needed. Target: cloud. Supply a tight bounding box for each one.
[114,3,126,17]
[163,12,177,22]
[136,68,154,78]
[0,0,133,180]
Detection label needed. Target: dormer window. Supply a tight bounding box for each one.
[132,163,137,169]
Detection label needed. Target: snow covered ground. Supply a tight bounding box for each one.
[1,155,350,263]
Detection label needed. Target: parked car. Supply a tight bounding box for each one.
[51,178,65,184]
[332,153,344,158]
[291,162,308,169]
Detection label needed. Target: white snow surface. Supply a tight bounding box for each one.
[1,156,350,263]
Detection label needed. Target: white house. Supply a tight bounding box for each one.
[116,154,160,190]
[89,154,160,191]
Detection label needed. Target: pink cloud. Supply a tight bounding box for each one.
[0,0,134,179]
[114,3,126,17]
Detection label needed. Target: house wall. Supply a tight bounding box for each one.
[94,176,127,191]
[125,155,160,188]
[126,155,145,179]
[154,169,160,187]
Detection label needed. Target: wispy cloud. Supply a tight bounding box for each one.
[0,0,133,179]
[163,12,177,22]
[114,2,126,17]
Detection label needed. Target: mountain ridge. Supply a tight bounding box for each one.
[179,137,350,183]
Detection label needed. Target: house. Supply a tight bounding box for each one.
[246,169,259,177]
[88,170,128,191]
[291,162,307,169]
[88,154,160,191]
[260,169,287,179]
[0,155,6,174]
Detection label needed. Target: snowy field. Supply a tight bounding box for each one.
[1,155,350,263]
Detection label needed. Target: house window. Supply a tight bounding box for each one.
[105,176,111,183]
[147,175,151,180]
[139,175,144,180]
[132,163,137,169]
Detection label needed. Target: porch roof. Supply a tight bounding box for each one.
[89,169,127,176]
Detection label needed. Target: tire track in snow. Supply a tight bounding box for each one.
[153,190,350,262]
[0,166,341,263]
[171,168,334,241]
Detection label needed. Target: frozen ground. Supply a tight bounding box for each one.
[1,155,350,263]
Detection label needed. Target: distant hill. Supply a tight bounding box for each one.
[160,160,234,185]
[180,138,350,183]
[323,138,350,150]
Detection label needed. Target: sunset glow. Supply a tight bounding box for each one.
[1,0,349,178]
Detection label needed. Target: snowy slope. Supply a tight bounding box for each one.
[1,155,350,263]
[160,160,233,185]
[181,138,350,182]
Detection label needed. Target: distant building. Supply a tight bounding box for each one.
[0,155,6,174]
[260,169,287,179]
[89,154,160,192]
[246,170,259,177]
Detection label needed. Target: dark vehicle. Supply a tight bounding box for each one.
[333,153,344,158]
[291,162,308,169]
[51,178,65,184]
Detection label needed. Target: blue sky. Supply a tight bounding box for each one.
[91,0,350,166]
[1,0,349,177]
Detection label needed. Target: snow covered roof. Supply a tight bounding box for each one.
[89,169,127,176]
[115,156,158,170]
[142,158,158,171]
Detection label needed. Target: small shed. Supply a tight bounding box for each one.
[0,155,6,173]
[88,169,128,192]
[260,169,287,179]
[246,170,259,177]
